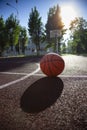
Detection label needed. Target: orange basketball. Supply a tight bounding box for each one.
[40,53,65,77]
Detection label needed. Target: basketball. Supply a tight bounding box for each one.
[40,53,65,77]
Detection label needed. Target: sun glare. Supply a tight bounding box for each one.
[61,5,77,28]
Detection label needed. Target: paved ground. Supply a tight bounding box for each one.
[62,55,87,75]
[0,54,87,130]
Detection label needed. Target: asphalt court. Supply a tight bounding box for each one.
[0,55,87,130]
[0,55,87,88]
[0,56,41,88]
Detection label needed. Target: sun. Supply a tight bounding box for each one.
[60,5,77,28]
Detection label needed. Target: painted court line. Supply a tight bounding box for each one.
[0,64,40,89]
[33,73,87,78]
[1,72,87,78]
[60,75,87,78]
[0,72,28,75]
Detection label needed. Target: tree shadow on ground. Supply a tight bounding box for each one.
[20,77,64,113]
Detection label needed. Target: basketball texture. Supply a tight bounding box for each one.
[40,53,65,77]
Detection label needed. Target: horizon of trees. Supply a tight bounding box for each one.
[67,17,87,54]
[0,14,28,56]
[0,4,87,56]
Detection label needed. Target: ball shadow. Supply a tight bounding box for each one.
[20,77,64,113]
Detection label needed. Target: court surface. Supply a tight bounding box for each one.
[0,55,87,130]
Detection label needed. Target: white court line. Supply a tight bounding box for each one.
[0,63,40,89]
[0,72,28,75]
[60,75,87,78]
[1,72,87,78]
[33,73,87,78]
[0,67,87,89]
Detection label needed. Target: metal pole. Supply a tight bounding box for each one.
[55,34,58,54]
[56,37,58,53]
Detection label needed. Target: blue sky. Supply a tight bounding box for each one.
[0,0,87,30]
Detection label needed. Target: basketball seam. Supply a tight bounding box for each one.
[44,58,49,75]
[41,58,63,64]
[52,55,63,62]
[47,55,54,76]
[52,62,64,71]
[51,55,56,75]
[50,55,59,76]
[51,56,64,72]
[51,55,64,71]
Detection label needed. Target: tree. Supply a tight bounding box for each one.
[45,5,64,53]
[61,43,66,54]
[28,7,43,55]
[0,16,6,56]
[69,17,87,54]
[19,27,28,54]
[5,14,20,51]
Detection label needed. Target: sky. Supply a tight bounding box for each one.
[0,0,87,31]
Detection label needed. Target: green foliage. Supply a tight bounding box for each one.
[67,40,77,54]
[0,14,28,56]
[0,16,6,56]
[28,7,44,55]
[61,43,66,54]
[19,27,28,54]
[5,14,20,51]
[69,17,87,54]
